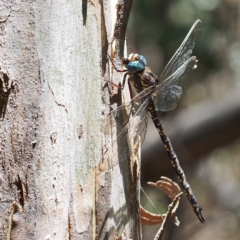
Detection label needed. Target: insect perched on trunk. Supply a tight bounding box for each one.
[101,19,204,223]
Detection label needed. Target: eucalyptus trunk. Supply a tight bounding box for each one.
[0,1,137,239]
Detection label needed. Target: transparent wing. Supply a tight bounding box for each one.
[154,56,197,111]
[99,86,154,171]
[160,20,201,81]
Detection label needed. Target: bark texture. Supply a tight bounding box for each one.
[0,0,139,239]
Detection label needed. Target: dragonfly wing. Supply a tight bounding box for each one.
[160,20,201,81]
[154,56,197,111]
[154,85,182,112]
[100,87,153,171]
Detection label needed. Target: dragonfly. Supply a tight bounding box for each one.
[100,19,204,223]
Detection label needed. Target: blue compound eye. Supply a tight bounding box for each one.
[127,55,147,73]
[139,55,147,66]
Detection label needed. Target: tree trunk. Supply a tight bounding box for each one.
[0,1,137,239]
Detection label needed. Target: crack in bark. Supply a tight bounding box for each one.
[47,81,68,113]
[0,67,12,120]
[15,175,24,209]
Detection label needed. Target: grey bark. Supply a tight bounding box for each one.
[0,1,139,240]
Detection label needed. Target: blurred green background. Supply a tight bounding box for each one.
[127,0,240,239]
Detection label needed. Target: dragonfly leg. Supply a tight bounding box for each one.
[103,80,121,89]
[107,52,128,73]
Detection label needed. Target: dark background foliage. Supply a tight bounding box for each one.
[127,0,240,239]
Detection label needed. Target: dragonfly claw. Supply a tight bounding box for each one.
[195,207,205,223]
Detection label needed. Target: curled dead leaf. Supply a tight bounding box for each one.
[140,206,165,225]
[147,176,181,201]
[140,177,182,227]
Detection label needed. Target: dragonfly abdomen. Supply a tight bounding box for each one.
[147,100,205,223]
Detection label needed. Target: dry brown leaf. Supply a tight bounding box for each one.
[147,176,181,201]
[140,177,182,227]
[140,206,166,225]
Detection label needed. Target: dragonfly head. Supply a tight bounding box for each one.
[123,53,147,73]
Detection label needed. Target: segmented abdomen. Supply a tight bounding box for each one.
[147,100,205,223]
